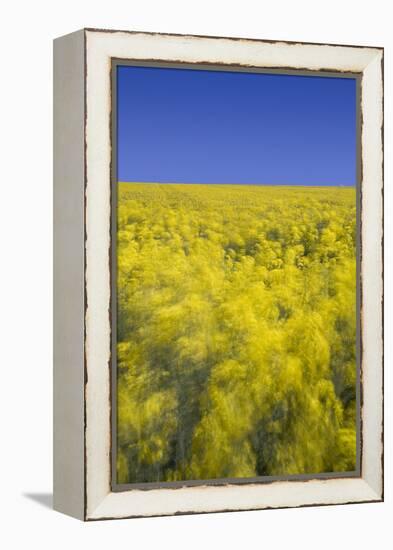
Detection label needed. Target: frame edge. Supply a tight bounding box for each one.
[53,28,86,521]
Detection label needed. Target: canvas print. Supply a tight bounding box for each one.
[114,65,358,485]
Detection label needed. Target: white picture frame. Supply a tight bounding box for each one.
[53,28,383,521]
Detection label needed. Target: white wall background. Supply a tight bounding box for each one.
[0,0,391,548]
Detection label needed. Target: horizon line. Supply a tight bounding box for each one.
[118,181,356,187]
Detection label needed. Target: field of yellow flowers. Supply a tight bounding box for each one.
[116,182,357,483]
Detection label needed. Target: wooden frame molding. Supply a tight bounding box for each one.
[53,28,383,521]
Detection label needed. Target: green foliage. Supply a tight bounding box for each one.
[116,183,357,483]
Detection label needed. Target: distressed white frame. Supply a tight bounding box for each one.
[54,28,383,521]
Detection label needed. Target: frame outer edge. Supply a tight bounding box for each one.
[53,29,86,521]
[360,50,384,500]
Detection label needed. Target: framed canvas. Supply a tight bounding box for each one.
[53,28,384,521]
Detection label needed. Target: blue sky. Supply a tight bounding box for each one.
[117,65,357,186]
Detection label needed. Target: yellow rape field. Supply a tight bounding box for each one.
[116,182,357,484]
